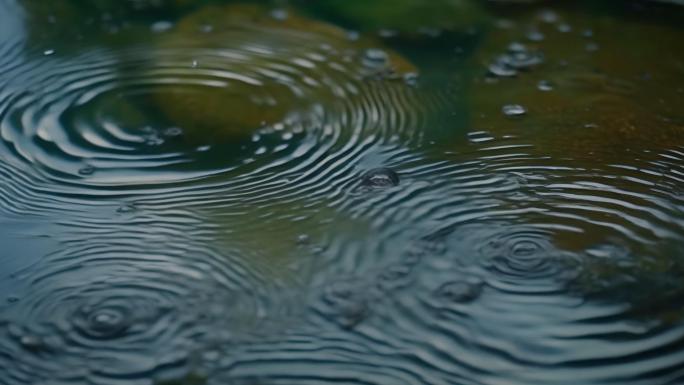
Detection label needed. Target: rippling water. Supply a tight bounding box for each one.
[1,1,683,384]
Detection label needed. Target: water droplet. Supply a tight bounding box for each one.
[297,234,310,245]
[537,80,554,91]
[507,52,544,70]
[404,72,419,87]
[43,49,55,56]
[436,280,483,303]
[488,61,517,77]
[80,306,130,339]
[488,44,543,77]
[151,21,173,33]
[361,167,400,188]
[19,334,45,352]
[502,104,527,117]
[363,48,389,67]
[78,165,96,176]
[511,240,541,257]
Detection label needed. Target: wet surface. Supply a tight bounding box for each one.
[0,1,683,384]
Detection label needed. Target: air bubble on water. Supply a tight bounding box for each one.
[196,145,211,152]
[502,104,527,117]
[488,62,517,77]
[78,165,96,176]
[297,234,310,245]
[200,24,213,33]
[361,167,400,188]
[94,312,115,325]
[468,131,495,143]
[488,43,543,77]
[363,48,389,68]
[282,132,293,140]
[88,309,126,335]
[19,334,45,352]
[151,21,173,33]
[537,80,554,91]
[511,240,542,257]
[191,60,199,68]
[43,49,55,56]
[582,29,594,38]
[404,72,419,87]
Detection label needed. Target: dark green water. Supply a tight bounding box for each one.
[0,1,683,384]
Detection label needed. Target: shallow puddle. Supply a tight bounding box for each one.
[0,1,683,384]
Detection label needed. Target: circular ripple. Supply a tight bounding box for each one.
[478,228,583,294]
[0,4,443,194]
[0,240,273,385]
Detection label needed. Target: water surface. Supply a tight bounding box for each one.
[0,1,683,384]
